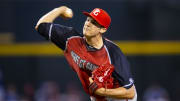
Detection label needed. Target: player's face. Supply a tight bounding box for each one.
[83,17,102,37]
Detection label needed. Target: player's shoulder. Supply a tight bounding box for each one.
[103,38,126,59]
[104,38,121,51]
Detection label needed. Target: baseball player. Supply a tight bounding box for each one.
[35,6,137,101]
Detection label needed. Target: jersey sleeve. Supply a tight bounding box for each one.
[104,39,134,89]
[37,23,81,50]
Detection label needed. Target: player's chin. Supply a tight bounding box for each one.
[84,34,90,38]
[83,31,90,37]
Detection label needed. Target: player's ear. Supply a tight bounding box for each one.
[100,27,107,34]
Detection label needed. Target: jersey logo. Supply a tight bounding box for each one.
[71,51,98,71]
[93,9,100,16]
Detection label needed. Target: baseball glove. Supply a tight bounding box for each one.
[89,63,114,94]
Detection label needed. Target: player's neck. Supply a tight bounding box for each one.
[85,34,103,49]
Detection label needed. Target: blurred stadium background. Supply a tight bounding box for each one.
[0,0,180,101]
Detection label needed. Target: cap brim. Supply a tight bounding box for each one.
[82,11,91,17]
[82,11,100,25]
[83,11,98,23]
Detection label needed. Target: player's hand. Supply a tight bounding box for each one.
[57,6,73,19]
[89,77,105,95]
[89,78,109,97]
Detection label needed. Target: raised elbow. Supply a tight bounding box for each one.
[35,24,39,31]
[35,26,38,31]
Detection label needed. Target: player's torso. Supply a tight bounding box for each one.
[64,36,111,94]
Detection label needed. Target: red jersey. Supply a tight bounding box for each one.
[37,23,134,101]
[64,36,111,94]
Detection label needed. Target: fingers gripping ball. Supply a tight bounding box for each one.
[60,6,73,19]
[89,64,114,94]
[64,8,73,18]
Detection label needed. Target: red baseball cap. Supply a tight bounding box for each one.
[83,8,111,29]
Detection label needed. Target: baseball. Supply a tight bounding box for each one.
[60,6,73,19]
[65,8,73,18]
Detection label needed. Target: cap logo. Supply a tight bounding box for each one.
[93,9,100,16]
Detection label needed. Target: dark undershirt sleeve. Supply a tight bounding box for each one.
[37,23,80,50]
[105,39,134,89]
